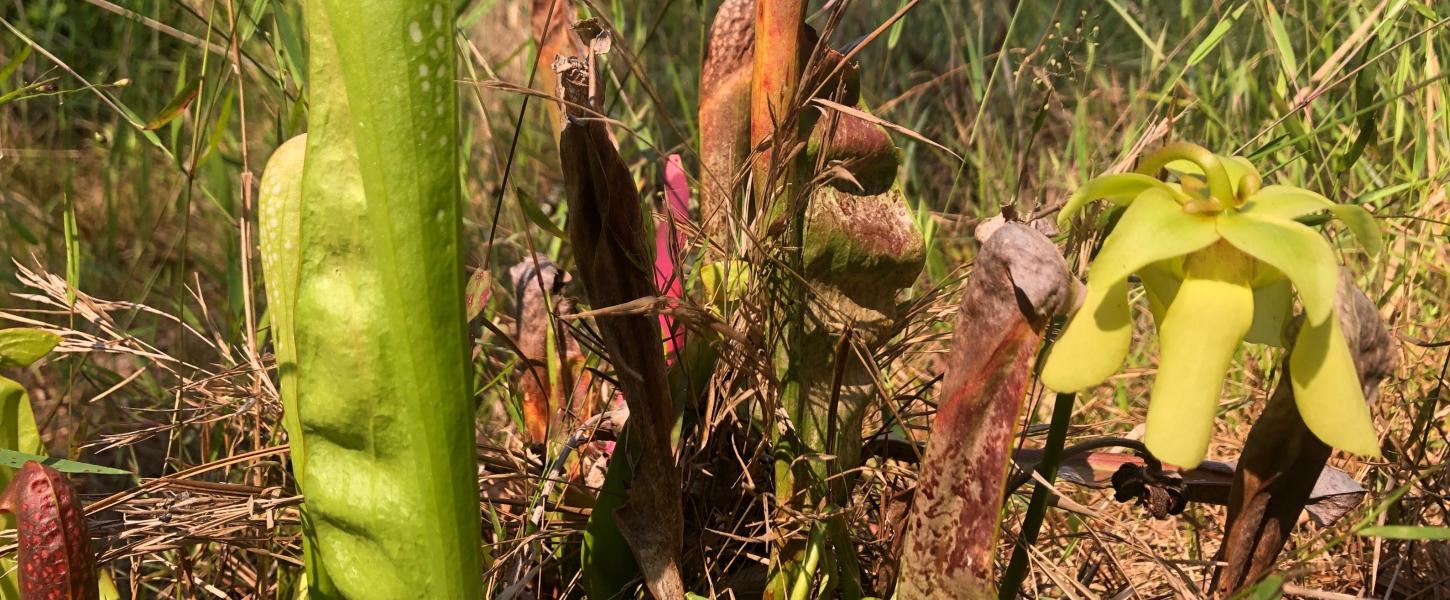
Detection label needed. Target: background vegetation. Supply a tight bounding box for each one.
[0,0,1446,596]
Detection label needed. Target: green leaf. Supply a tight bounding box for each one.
[1264,2,1299,79]
[1290,312,1380,457]
[258,134,308,470]
[0,328,60,368]
[464,268,492,323]
[273,0,309,89]
[515,186,568,239]
[0,557,13,598]
[1041,278,1132,392]
[885,0,908,48]
[1,376,42,468]
[698,260,752,308]
[143,77,202,130]
[0,375,40,597]
[1056,173,1177,227]
[1185,16,1234,68]
[63,195,80,306]
[0,44,32,83]
[1328,204,1383,256]
[1143,245,1255,469]
[1104,0,1165,64]
[257,133,335,593]
[1084,189,1219,290]
[1217,212,1338,325]
[1245,573,1285,599]
[299,1,484,597]
[0,448,130,475]
[1356,525,1450,541]
[583,434,641,599]
[98,571,122,600]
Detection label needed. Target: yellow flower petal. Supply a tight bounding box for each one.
[1327,204,1383,256]
[1138,260,1181,327]
[1057,173,1181,227]
[1086,189,1220,289]
[1166,154,1258,196]
[1144,244,1255,469]
[1041,278,1133,392]
[1245,278,1293,347]
[1239,185,1335,219]
[1240,186,1383,255]
[1290,313,1380,457]
[1217,212,1338,325]
[1043,190,1218,393]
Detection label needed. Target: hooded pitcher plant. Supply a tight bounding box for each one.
[253,0,485,597]
[1042,142,1384,469]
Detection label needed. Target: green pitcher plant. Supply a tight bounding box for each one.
[254,1,485,597]
[1042,142,1383,469]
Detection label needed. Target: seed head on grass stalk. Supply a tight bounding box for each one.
[1042,142,1383,469]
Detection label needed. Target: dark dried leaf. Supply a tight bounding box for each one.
[556,57,685,600]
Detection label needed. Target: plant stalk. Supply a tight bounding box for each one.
[999,392,1075,599]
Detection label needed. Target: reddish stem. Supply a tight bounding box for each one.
[749,0,806,195]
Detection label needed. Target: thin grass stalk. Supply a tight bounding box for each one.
[999,391,1075,599]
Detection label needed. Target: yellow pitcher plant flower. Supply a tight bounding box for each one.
[1042,142,1383,469]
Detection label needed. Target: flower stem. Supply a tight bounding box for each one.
[1136,142,1236,210]
[999,392,1075,599]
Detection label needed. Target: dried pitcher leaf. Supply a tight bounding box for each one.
[897,223,1071,599]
